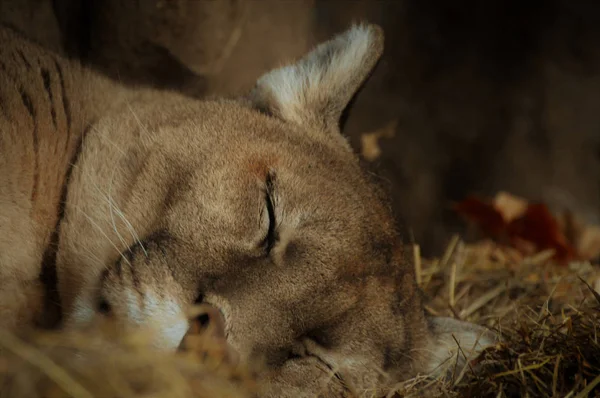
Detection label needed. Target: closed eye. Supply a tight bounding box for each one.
[261,172,278,254]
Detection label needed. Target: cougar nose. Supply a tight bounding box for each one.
[178,303,238,365]
[188,303,227,339]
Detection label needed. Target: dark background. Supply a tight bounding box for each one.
[4,0,600,255]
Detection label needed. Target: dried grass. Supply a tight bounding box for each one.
[396,237,600,397]
[0,320,258,398]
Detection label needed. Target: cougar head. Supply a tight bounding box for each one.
[57,24,494,397]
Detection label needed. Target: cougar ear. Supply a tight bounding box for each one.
[422,317,497,377]
[249,23,384,134]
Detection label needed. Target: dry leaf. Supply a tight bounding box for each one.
[493,191,528,222]
[454,195,578,264]
[577,225,600,260]
[453,196,507,238]
[507,203,577,263]
[360,120,397,161]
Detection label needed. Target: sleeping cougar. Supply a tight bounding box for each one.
[0,23,493,396]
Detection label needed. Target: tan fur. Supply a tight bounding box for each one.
[0,23,494,397]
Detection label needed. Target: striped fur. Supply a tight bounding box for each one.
[0,25,121,329]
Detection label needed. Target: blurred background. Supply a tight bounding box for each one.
[3,0,600,256]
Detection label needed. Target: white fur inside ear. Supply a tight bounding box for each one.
[424,317,496,377]
[254,24,383,131]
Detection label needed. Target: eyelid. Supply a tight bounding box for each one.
[262,172,277,254]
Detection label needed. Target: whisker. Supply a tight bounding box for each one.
[109,205,148,257]
[80,127,132,254]
[80,245,109,270]
[83,170,130,253]
[70,205,131,266]
[106,165,129,251]
[127,103,150,136]
[89,124,148,257]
